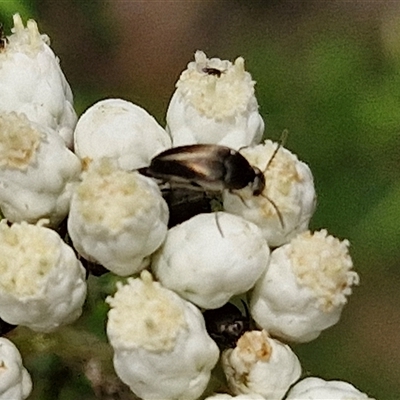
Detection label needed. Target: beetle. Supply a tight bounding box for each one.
[139,143,284,228]
[202,67,224,77]
[203,301,251,350]
[139,144,266,196]
[0,24,7,50]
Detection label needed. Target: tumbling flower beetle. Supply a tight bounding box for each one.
[203,301,251,350]
[139,144,266,196]
[139,142,285,227]
[202,67,224,77]
[0,24,7,50]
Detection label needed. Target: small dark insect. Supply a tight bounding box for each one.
[0,24,7,50]
[202,67,224,77]
[139,144,266,196]
[139,143,284,227]
[203,301,251,350]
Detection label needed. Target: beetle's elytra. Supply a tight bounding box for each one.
[139,144,266,196]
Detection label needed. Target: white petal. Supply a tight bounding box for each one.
[250,230,358,342]
[74,98,171,170]
[286,377,375,399]
[0,112,81,227]
[152,212,269,309]
[0,338,32,400]
[166,51,264,150]
[0,221,87,332]
[222,330,301,399]
[0,14,77,147]
[68,159,169,276]
[106,271,219,400]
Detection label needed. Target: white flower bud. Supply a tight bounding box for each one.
[152,212,269,309]
[250,230,359,342]
[204,394,265,400]
[68,159,169,276]
[166,50,264,150]
[285,377,376,399]
[0,14,77,147]
[0,112,81,227]
[73,98,171,170]
[0,338,32,400]
[221,330,301,399]
[0,220,87,332]
[106,270,219,400]
[223,140,316,247]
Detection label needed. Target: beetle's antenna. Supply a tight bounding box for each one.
[259,129,289,229]
[266,195,285,228]
[234,189,285,229]
[263,129,289,173]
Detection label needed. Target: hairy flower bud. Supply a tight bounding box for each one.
[74,98,171,170]
[0,338,32,400]
[285,377,376,399]
[221,330,301,399]
[0,112,81,227]
[166,50,264,150]
[250,230,359,342]
[107,271,219,400]
[152,212,269,309]
[0,220,87,332]
[68,159,169,276]
[223,140,316,247]
[0,14,77,147]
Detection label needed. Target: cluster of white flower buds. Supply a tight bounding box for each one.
[0,14,375,400]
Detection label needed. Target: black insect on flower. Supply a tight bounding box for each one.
[139,144,266,196]
[203,301,251,350]
[139,143,284,228]
[0,23,7,50]
[202,67,224,77]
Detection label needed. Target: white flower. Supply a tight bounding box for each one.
[0,14,77,148]
[0,112,81,227]
[0,338,32,400]
[0,220,87,332]
[223,140,316,247]
[204,394,265,400]
[106,270,219,400]
[285,377,376,399]
[152,212,270,309]
[221,330,301,400]
[250,230,359,342]
[73,98,171,170]
[166,50,264,150]
[68,159,169,276]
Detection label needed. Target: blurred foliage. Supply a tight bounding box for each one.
[1,1,399,399]
[0,1,37,28]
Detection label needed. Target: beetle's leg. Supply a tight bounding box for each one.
[214,212,225,238]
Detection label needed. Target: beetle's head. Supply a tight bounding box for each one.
[251,167,266,196]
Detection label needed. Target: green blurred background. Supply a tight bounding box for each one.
[1,1,399,399]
